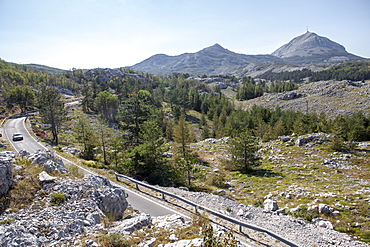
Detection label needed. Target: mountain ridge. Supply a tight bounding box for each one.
[131,32,367,76]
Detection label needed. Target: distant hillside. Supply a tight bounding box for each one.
[238,80,370,118]
[131,43,282,75]
[25,64,65,74]
[130,32,367,77]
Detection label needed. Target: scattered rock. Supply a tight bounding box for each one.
[263,199,279,212]
[279,92,306,100]
[312,218,334,230]
[295,133,330,146]
[158,238,203,247]
[18,150,30,157]
[110,213,151,234]
[318,203,333,215]
[152,214,185,229]
[42,159,68,174]
[38,171,57,182]
[62,147,82,155]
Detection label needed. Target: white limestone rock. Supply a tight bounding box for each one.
[38,171,57,182]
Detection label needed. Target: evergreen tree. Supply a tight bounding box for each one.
[73,116,97,160]
[227,130,261,173]
[94,91,119,123]
[6,85,35,112]
[37,87,67,145]
[173,115,196,186]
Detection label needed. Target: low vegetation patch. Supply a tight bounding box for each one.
[50,193,66,205]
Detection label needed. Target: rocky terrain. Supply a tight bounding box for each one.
[0,150,199,247]
[239,79,370,118]
[1,135,369,246]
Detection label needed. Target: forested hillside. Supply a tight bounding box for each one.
[258,61,370,82]
[1,58,370,185]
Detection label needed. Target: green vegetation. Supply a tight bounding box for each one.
[259,61,370,82]
[50,193,66,205]
[236,76,298,100]
[0,157,42,213]
[0,58,369,243]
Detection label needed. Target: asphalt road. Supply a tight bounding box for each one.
[3,116,180,217]
[3,116,46,153]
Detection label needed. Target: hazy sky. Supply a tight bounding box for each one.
[1,0,369,70]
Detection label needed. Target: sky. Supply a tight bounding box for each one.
[0,0,369,70]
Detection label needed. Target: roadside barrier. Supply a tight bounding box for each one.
[115,173,299,247]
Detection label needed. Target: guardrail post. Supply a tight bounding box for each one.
[162,193,165,200]
[136,183,139,191]
[239,225,242,233]
[195,205,198,214]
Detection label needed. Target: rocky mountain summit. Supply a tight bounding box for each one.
[130,32,367,77]
[272,31,363,64]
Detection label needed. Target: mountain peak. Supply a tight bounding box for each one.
[272,31,346,58]
[201,43,228,52]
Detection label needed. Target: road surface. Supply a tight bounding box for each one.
[3,116,180,217]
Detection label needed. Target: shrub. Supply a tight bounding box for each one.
[50,193,66,205]
[98,233,129,247]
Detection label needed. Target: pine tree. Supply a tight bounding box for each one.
[227,131,261,173]
[37,87,67,145]
[173,115,196,186]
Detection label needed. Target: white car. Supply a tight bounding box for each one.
[12,133,23,141]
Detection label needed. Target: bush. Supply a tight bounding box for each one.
[208,172,228,188]
[50,193,66,205]
[99,233,129,247]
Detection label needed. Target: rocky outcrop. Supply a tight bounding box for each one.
[0,151,16,196]
[295,133,330,146]
[0,174,128,246]
[28,150,68,174]
[110,213,151,234]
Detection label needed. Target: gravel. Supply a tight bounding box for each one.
[160,186,368,247]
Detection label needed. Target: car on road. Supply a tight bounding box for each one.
[12,133,23,141]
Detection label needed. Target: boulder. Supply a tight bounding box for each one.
[312,218,334,230]
[38,171,57,182]
[29,149,54,165]
[42,160,68,174]
[318,203,333,215]
[110,213,151,234]
[0,160,12,197]
[85,174,113,188]
[18,150,30,157]
[88,187,128,221]
[263,199,279,212]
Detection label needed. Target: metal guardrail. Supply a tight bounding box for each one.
[115,173,299,247]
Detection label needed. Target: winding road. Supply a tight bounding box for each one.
[3,116,180,217]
